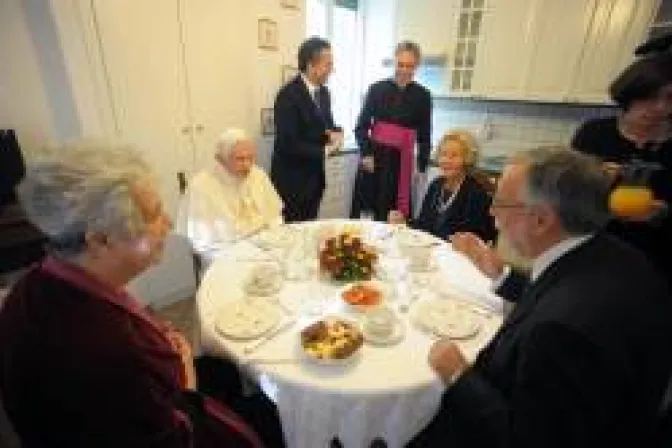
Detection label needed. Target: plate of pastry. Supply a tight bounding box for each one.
[300,317,364,365]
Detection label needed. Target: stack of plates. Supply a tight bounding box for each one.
[215,300,282,340]
[411,300,481,339]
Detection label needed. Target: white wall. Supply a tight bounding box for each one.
[0,0,55,153]
[252,0,307,171]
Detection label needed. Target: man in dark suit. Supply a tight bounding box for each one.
[271,37,342,222]
[409,147,672,447]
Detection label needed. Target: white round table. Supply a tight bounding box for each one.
[196,220,503,448]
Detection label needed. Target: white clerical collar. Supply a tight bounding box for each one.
[301,73,320,96]
[531,234,593,282]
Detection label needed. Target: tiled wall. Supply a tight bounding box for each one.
[431,98,616,159]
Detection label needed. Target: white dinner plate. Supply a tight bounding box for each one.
[411,299,481,340]
[215,300,283,340]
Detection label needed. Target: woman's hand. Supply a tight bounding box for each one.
[603,162,622,179]
[388,210,405,225]
[450,232,504,280]
[166,329,197,390]
[618,199,668,222]
[361,156,375,173]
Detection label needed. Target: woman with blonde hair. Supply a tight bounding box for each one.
[389,130,496,242]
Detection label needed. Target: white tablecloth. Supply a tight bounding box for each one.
[196,220,503,448]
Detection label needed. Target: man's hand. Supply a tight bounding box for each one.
[326,130,344,149]
[388,210,405,225]
[429,338,468,385]
[450,232,504,280]
[361,156,375,173]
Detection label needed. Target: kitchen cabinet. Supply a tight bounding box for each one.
[399,0,658,103]
[521,0,596,102]
[395,0,456,57]
[569,0,660,104]
[468,0,536,99]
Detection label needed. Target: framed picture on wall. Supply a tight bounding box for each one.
[260,108,275,136]
[280,0,300,10]
[281,65,299,85]
[258,18,278,51]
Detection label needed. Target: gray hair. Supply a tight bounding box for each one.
[215,128,249,159]
[18,140,154,258]
[511,146,611,235]
[395,41,422,61]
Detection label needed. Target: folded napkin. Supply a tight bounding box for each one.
[432,276,504,313]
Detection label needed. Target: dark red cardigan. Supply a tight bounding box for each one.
[0,257,263,447]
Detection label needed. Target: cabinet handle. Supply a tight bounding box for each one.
[195,124,204,133]
[181,125,191,135]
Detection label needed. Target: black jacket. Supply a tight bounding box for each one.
[412,175,496,242]
[419,234,672,447]
[270,75,338,207]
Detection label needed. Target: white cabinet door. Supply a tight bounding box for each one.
[470,0,537,99]
[395,0,457,56]
[569,0,659,104]
[522,0,595,102]
[181,0,257,174]
[91,0,192,217]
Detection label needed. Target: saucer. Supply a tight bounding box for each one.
[362,316,406,346]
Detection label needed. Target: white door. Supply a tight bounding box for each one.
[522,0,595,102]
[569,0,659,104]
[470,0,537,99]
[181,0,257,174]
[91,0,192,217]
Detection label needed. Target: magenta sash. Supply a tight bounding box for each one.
[370,121,416,217]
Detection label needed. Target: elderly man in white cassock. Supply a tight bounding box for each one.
[177,129,284,260]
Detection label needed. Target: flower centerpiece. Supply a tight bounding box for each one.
[319,232,378,281]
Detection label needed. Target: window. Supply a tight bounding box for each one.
[306,0,364,146]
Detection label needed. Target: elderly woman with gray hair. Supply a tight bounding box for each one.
[0,141,284,447]
[178,129,283,256]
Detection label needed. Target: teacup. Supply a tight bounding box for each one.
[363,307,395,338]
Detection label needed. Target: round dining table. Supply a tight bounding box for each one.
[196,219,504,448]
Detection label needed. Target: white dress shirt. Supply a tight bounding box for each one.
[301,74,335,157]
[492,234,594,290]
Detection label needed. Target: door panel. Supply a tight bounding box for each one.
[181,0,256,173]
[92,0,191,216]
